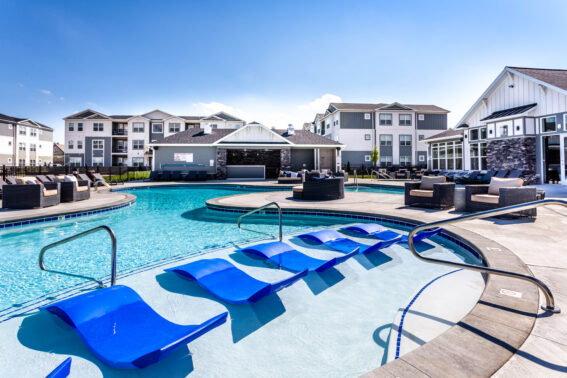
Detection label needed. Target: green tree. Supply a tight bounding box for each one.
[370,145,379,167]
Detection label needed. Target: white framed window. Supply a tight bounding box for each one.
[400,135,412,146]
[7,158,12,163]
[399,114,412,126]
[19,126,26,135]
[418,114,425,121]
[133,122,145,132]
[19,158,25,166]
[68,140,73,149]
[418,134,425,141]
[169,122,181,133]
[18,142,25,151]
[152,123,163,133]
[501,125,509,136]
[68,122,74,131]
[364,134,371,141]
[480,127,487,139]
[364,155,371,162]
[400,155,412,166]
[30,143,36,152]
[30,128,37,137]
[77,140,83,149]
[132,140,144,150]
[380,156,393,167]
[419,155,425,162]
[379,113,392,126]
[92,140,104,150]
[469,129,479,140]
[77,122,83,131]
[69,157,82,166]
[380,134,392,146]
[132,157,144,167]
[30,159,36,166]
[92,157,104,166]
[93,122,104,132]
[364,113,371,120]
[541,116,556,133]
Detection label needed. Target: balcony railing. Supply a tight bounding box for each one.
[112,129,128,136]
[112,148,128,153]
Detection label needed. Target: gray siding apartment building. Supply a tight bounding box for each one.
[0,113,54,166]
[313,102,449,168]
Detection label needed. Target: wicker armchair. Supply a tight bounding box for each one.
[404,180,455,209]
[296,178,344,200]
[465,184,537,218]
[2,182,60,209]
[60,180,91,202]
[305,170,324,181]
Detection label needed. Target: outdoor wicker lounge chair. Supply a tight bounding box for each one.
[454,170,480,184]
[395,169,409,179]
[0,178,8,198]
[294,177,344,200]
[494,169,509,178]
[170,171,181,181]
[146,170,161,181]
[277,171,305,184]
[196,171,207,180]
[465,177,537,217]
[57,175,90,202]
[2,180,60,209]
[404,176,455,209]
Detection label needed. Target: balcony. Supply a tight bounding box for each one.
[112,129,128,136]
[112,147,128,154]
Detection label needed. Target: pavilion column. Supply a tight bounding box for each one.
[216,148,227,179]
[280,148,291,171]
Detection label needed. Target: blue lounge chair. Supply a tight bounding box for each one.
[297,229,401,254]
[40,285,228,369]
[236,241,359,273]
[340,223,441,243]
[47,357,72,378]
[166,258,307,304]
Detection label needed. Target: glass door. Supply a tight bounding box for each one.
[543,135,560,183]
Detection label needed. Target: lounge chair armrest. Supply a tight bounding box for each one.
[465,185,489,197]
[499,187,537,206]
[404,182,421,194]
[43,182,60,191]
[433,182,455,197]
[77,180,89,187]
[3,184,41,195]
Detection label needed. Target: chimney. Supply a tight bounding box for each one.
[287,124,295,136]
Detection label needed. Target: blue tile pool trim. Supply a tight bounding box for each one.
[0,200,135,230]
[394,269,462,360]
[206,204,484,262]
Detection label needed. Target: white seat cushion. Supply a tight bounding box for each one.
[471,194,499,204]
[420,176,446,190]
[43,189,58,197]
[292,186,303,192]
[76,185,89,192]
[488,177,523,195]
[410,189,434,198]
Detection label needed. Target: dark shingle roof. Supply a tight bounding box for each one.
[275,129,342,145]
[0,113,52,130]
[151,128,234,144]
[330,103,386,111]
[180,116,204,121]
[423,129,463,142]
[214,112,243,122]
[509,67,567,92]
[480,103,537,121]
[110,115,133,119]
[329,102,449,113]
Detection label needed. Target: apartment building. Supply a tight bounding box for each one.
[64,109,245,167]
[425,66,567,184]
[314,102,449,168]
[0,113,54,166]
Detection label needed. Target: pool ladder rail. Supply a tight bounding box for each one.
[39,225,117,288]
[237,201,283,242]
[353,170,358,191]
[407,199,562,314]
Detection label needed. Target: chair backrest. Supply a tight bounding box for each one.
[0,178,7,187]
[5,176,18,185]
[36,175,51,184]
[495,170,509,178]
[507,170,524,178]
[46,174,58,181]
[77,173,92,182]
[488,177,524,195]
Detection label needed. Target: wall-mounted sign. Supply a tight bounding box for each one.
[210,159,214,167]
[174,153,193,162]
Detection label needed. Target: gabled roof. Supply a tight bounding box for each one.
[0,113,53,130]
[423,129,464,142]
[329,102,384,111]
[377,102,415,111]
[247,121,261,125]
[210,111,243,122]
[274,129,342,145]
[110,115,133,119]
[150,127,234,144]
[64,109,109,120]
[509,67,567,92]
[326,102,448,114]
[180,116,204,121]
[201,115,224,121]
[480,103,537,121]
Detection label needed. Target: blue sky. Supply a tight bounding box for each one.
[1,0,567,142]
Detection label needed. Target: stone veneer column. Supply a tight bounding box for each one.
[280,148,291,171]
[216,148,227,179]
[486,137,537,184]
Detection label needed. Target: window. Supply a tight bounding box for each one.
[77,140,83,149]
[501,125,509,136]
[470,144,479,170]
[326,123,330,129]
[380,156,393,167]
[541,116,557,133]
[68,123,74,131]
[364,113,371,120]
[77,122,83,131]
[68,140,73,149]
[19,159,25,166]
[364,134,371,141]
[30,159,36,166]
[169,122,181,133]
[480,127,487,139]
[133,122,145,133]
[379,113,392,126]
[152,123,163,133]
[419,155,425,162]
[132,140,144,150]
[211,124,218,129]
[418,114,425,121]
[92,157,104,166]
[93,123,104,132]
[364,155,371,162]
[8,141,11,146]
[456,144,463,169]
[19,126,26,135]
[30,143,36,152]
[18,142,25,151]
[400,135,412,146]
[7,158,11,163]
[69,157,82,167]
[418,134,425,141]
[132,157,144,167]
[469,129,479,140]
[93,140,104,150]
[380,134,392,146]
[30,128,37,137]
[399,114,412,126]
[400,155,411,166]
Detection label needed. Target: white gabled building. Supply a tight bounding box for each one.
[63,109,245,167]
[0,113,54,166]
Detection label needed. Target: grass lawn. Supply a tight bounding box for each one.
[105,171,150,182]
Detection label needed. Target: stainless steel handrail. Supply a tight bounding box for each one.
[237,202,282,241]
[371,170,379,181]
[353,170,358,191]
[39,225,118,288]
[407,199,563,313]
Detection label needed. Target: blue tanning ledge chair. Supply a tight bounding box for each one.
[237,241,359,273]
[297,229,401,254]
[166,258,308,304]
[340,223,441,243]
[41,285,228,369]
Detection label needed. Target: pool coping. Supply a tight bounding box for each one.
[205,196,540,377]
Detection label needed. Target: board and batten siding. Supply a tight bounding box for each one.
[154,146,217,173]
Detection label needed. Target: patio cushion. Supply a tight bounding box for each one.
[410,189,434,198]
[56,175,67,182]
[420,176,446,190]
[488,177,523,195]
[76,185,89,192]
[471,194,499,204]
[292,186,303,192]
[18,176,39,184]
[43,189,58,197]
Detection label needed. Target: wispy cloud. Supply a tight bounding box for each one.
[188,101,241,117]
[298,94,341,112]
[59,97,65,101]
[38,89,52,95]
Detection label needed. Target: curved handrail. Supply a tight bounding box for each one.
[407,199,562,313]
[39,225,117,288]
[237,202,282,241]
[371,170,379,181]
[353,170,358,191]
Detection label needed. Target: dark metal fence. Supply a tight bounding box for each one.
[1,165,151,181]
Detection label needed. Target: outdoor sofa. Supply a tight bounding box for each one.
[2,177,60,209]
[404,176,455,209]
[465,177,537,218]
[47,175,90,202]
[278,170,305,184]
[293,177,344,201]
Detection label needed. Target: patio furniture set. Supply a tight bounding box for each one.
[148,170,208,181]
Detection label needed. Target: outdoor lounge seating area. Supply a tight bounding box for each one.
[148,170,208,182]
[404,176,455,209]
[293,176,345,201]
